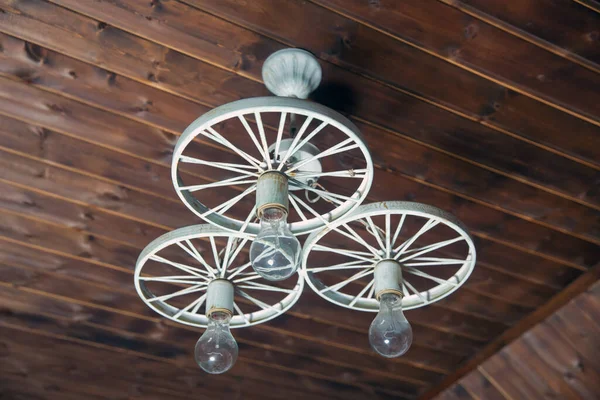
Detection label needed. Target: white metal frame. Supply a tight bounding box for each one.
[172,97,374,236]
[301,201,476,312]
[135,224,304,328]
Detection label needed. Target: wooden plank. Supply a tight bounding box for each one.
[419,262,600,399]
[0,288,419,398]
[504,341,582,399]
[0,78,597,275]
[308,0,600,123]
[0,325,371,400]
[0,233,481,366]
[458,369,507,400]
[480,350,557,400]
[0,129,561,314]
[547,290,600,373]
[3,1,600,213]
[523,321,600,399]
[0,84,587,285]
[0,207,509,342]
[177,0,600,167]
[0,31,596,251]
[452,0,600,66]
[0,129,567,315]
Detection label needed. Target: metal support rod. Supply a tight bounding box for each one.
[255,171,289,218]
[374,259,403,300]
[206,279,234,317]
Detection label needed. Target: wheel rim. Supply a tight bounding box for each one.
[135,224,304,328]
[172,97,373,236]
[301,201,476,312]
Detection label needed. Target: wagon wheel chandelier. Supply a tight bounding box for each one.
[135,48,476,374]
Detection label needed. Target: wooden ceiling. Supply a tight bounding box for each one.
[436,281,600,400]
[0,0,598,399]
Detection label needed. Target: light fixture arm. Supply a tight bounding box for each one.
[206,279,234,318]
[374,259,404,301]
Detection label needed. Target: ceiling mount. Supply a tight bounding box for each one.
[262,48,322,99]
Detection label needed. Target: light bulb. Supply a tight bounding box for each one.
[194,311,238,374]
[250,207,301,281]
[369,293,413,358]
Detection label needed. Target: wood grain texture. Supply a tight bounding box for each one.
[310,0,600,124]
[0,0,598,398]
[457,0,600,65]
[189,0,600,166]
[1,49,598,272]
[3,0,600,214]
[432,279,600,400]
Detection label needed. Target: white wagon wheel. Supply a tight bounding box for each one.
[135,224,303,328]
[172,97,373,236]
[302,201,476,311]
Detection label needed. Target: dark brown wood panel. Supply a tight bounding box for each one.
[433,280,600,400]
[188,0,600,166]
[3,0,600,214]
[458,0,600,65]
[2,36,599,257]
[0,0,599,398]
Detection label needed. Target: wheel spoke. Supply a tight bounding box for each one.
[393,218,439,256]
[282,120,328,169]
[403,279,428,304]
[182,240,217,278]
[209,236,221,276]
[349,279,375,307]
[312,244,376,263]
[149,255,208,278]
[403,266,459,286]
[232,272,263,284]
[385,214,391,258]
[365,216,386,254]
[203,127,262,168]
[292,168,367,179]
[277,116,314,170]
[148,283,207,303]
[254,112,273,170]
[367,282,376,299]
[179,176,257,192]
[237,281,294,294]
[232,301,250,325]
[289,193,333,225]
[274,112,287,160]
[173,293,207,319]
[289,179,359,205]
[227,261,252,280]
[236,289,280,312]
[320,269,374,294]
[140,275,210,285]
[288,194,309,221]
[398,236,464,263]
[179,155,260,177]
[239,115,271,168]
[200,185,257,218]
[404,257,467,267]
[220,236,235,278]
[335,223,382,258]
[286,138,359,174]
[307,259,373,273]
[391,214,406,251]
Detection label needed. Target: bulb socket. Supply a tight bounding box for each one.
[256,171,289,219]
[374,259,404,301]
[206,279,234,318]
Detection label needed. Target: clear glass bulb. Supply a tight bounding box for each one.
[194,311,238,374]
[369,293,413,358]
[250,207,301,281]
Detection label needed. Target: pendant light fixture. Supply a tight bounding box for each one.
[135,48,476,374]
